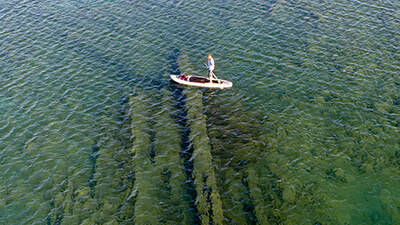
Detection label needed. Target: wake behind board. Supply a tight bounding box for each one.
[170,74,233,89]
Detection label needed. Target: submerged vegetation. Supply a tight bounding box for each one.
[1,0,400,224]
[184,88,223,225]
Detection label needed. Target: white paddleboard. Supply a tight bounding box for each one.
[170,74,233,89]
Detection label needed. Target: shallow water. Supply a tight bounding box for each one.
[1,0,400,224]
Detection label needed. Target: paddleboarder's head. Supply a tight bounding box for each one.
[207,54,212,60]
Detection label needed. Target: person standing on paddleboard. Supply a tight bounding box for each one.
[207,54,215,83]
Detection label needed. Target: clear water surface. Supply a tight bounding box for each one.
[0,0,400,224]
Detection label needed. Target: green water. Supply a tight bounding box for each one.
[0,0,399,224]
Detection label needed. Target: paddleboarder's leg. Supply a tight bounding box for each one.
[208,69,213,83]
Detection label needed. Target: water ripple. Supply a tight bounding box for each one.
[1,0,400,224]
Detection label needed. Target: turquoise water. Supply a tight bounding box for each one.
[1,0,400,224]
